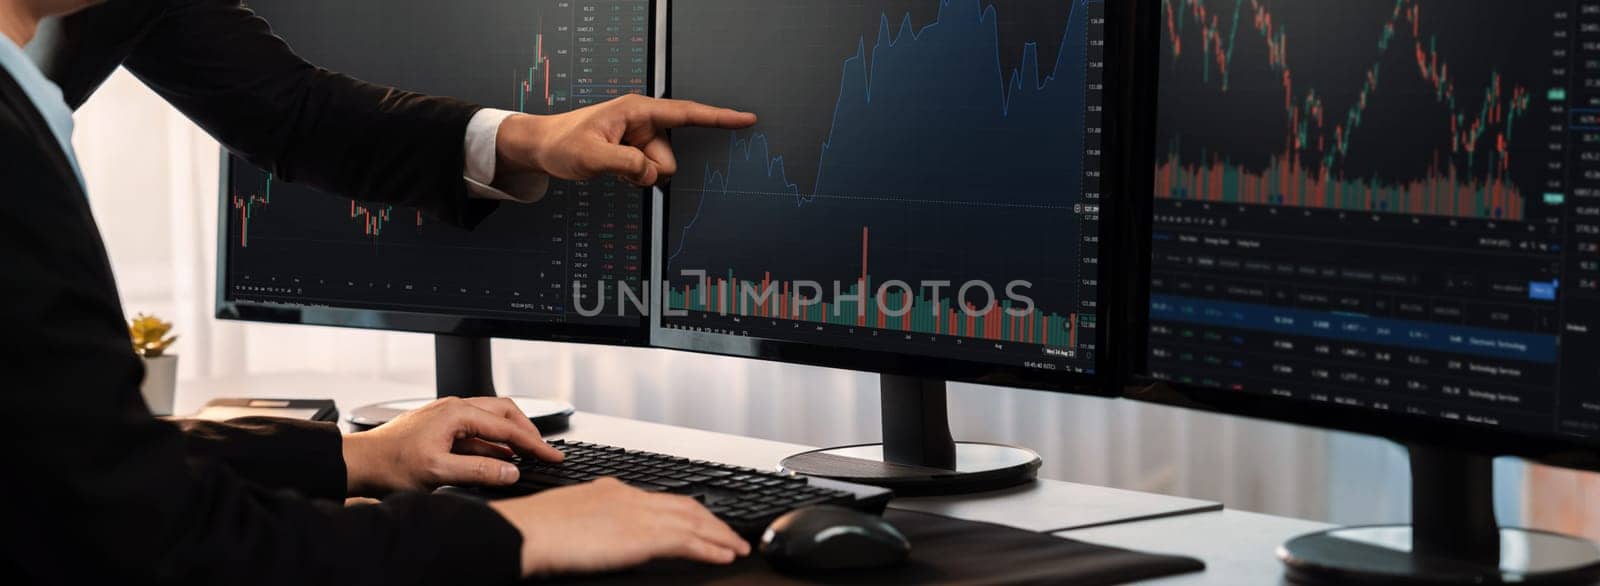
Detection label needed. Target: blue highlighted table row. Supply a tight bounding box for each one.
[1150,295,1558,363]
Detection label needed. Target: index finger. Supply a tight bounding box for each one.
[645,99,757,130]
[458,399,564,462]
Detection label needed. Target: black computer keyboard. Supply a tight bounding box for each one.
[460,439,893,539]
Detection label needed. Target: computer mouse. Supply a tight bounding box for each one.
[759,505,911,573]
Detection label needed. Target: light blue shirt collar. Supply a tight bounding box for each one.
[0,33,85,191]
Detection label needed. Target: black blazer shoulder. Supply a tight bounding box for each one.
[45,0,500,227]
[0,63,81,203]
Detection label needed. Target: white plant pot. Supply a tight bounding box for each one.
[140,354,179,416]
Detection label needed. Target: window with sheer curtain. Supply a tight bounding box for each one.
[74,68,1590,531]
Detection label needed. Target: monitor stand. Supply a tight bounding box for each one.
[778,374,1041,497]
[346,334,575,433]
[1279,443,1600,584]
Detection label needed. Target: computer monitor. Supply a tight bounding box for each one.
[653,0,1121,495]
[216,0,655,423]
[1125,0,1600,581]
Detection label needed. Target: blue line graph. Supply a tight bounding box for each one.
[669,0,1097,265]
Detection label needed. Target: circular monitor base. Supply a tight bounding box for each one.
[1280,526,1600,584]
[779,442,1040,497]
[348,396,574,434]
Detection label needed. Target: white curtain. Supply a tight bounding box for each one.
[74,68,1529,527]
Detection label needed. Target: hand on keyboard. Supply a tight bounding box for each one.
[341,397,564,496]
[488,477,751,577]
[470,440,873,541]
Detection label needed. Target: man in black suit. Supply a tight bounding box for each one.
[0,0,758,584]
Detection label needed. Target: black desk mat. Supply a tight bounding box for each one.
[546,509,1205,585]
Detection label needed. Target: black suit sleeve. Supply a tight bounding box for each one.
[0,92,521,586]
[119,0,501,227]
[173,417,348,500]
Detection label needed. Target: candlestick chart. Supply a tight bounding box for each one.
[515,1,647,114]
[231,173,423,248]
[224,0,648,325]
[1156,0,1543,220]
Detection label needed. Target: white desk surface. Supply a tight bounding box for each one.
[180,374,1329,584]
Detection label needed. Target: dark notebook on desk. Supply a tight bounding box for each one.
[547,509,1205,585]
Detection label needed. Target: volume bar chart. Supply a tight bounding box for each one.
[1155,149,1526,219]
[667,228,1081,346]
[670,280,1080,346]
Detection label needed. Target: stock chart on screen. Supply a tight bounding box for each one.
[1149,0,1600,440]
[663,0,1105,372]
[225,0,648,325]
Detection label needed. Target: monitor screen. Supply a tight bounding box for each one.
[657,0,1110,386]
[1146,0,1600,443]
[220,0,651,337]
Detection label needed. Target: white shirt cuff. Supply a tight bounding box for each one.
[463,108,550,203]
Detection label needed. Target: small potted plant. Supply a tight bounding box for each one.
[130,313,179,416]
